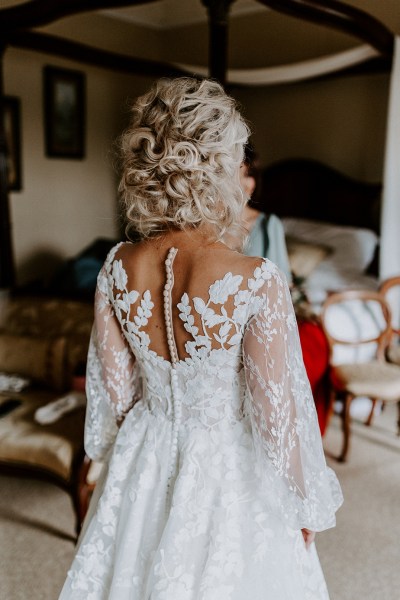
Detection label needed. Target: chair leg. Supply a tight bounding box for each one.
[365,398,377,427]
[77,456,96,528]
[338,393,353,462]
[70,455,91,541]
[325,388,336,430]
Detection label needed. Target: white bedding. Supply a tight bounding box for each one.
[282,218,379,308]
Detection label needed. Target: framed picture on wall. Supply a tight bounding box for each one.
[3,96,22,191]
[44,66,85,159]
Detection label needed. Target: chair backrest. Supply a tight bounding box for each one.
[321,289,392,364]
[379,276,400,337]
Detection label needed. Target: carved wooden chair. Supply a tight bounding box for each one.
[321,290,400,462]
[379,276,400,367]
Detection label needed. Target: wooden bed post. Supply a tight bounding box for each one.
[202,0,234,85]
[0,43,15,291]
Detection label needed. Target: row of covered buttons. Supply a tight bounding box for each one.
[168,367,182,478]
[163,247,182,481]
[164,247,179,365]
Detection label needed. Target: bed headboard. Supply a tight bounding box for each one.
[254,158,381,234]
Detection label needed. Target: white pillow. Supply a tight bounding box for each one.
[283,218,378,274]
[286,236,331,278]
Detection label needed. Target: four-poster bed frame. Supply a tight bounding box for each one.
[0,0,395,289]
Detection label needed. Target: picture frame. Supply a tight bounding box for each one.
[44,66,85,159]
[3,96,22,191]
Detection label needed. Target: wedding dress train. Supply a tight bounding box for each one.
[59,242,342,600]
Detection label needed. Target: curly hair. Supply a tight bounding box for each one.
[119,77,250,244]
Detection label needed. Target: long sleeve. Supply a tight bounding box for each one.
[84,266,141,461]
[243,266,342,531]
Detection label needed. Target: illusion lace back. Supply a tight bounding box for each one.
[60,242,342,600]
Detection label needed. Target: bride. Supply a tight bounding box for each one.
[59,77,342,599]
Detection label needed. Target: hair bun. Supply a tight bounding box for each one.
[119,77,250,244]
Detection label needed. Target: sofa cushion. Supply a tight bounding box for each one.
[0,334,67,392]
[0,391,85,481]
[2,297,93,381]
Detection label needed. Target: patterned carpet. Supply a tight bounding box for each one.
[1,404,399,600]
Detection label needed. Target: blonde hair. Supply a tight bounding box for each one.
[119,77,250,243]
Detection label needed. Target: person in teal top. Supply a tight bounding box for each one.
[240,148,292,284]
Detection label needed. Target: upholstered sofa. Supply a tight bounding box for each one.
[0,295,94,535]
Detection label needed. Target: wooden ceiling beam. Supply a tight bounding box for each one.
[258,0,394,57]
[0,0,157,32]
[6,30,189,79]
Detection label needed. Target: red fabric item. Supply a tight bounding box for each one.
[297,320,331,436]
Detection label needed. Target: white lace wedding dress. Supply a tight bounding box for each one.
[59,242,343,600]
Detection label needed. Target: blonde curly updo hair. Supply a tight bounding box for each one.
[119,77,250,243]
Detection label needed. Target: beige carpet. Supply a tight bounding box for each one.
[1,405,399,600]
[318,403,400,600]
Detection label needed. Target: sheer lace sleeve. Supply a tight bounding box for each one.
[243,264,343,532]
[85,265,141,461]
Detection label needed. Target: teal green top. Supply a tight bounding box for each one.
[245,213,292,284]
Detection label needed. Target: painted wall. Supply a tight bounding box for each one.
[234,72,390,182]
[4,46,153,285]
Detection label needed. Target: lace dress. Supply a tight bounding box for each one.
[59,243,343,600]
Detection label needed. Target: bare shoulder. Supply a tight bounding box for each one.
[113,240,139,260]
[235,252,265,271]
[216,248,268,278]
[111,240,154,268]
